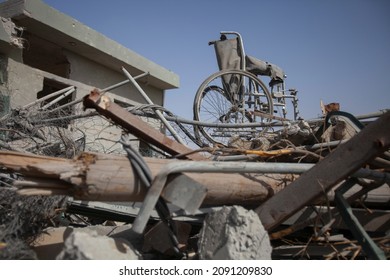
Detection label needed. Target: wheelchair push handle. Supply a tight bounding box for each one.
[217,31,246,70]
[208,31,244,46]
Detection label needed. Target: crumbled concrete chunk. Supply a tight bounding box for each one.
[198,205,272,260]
[56,229,142,260]
[1,17,24,48]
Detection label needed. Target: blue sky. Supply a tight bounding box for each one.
[42,0,389,120]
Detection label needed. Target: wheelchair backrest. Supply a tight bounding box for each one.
[214,37,244,71]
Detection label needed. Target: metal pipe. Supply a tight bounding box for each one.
[46,73,150,114]
[306,109,389,124]
[132,160,390,234]
[40,87,75,110]
[47,98,83,113]
[301,140,348,150]
[356,109,389,120]
[31,111,98,125]
[121,67,186,145]
[130,108,287,128]
[22,86,75,109]
[102,72,150,93]
[33,107,284,129]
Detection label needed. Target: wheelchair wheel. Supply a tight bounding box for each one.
[193,69,273,146]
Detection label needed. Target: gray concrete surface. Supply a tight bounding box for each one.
[56,227,142,260]
[198,205,272,260]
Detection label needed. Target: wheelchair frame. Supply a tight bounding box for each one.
[193,31,299,146]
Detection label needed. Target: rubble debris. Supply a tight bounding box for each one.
[198,206,272,260]
[256,110,390,232]
[0,4,389,260]
[278,120,312,146]
[56,229,141,260]
[1,107,389,260]
[0,91,86,158]
[0,188,67,259]
[0,17,24,48]
[1,61,389,260]
[83,89,204,160]
[32,224,143,260]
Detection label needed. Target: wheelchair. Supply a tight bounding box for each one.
[193,31,299,146]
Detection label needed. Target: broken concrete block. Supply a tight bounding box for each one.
[0,17,24,48]
[198,205,272,260]
[56,229,142,260]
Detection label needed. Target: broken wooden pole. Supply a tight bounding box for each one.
[255,110,390,232]
[0,151,292,206]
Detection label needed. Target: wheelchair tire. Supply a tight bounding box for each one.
[193,69,273,146]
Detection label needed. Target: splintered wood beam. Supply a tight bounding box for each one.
[0,151,291,206]
[255,111,390,232]
[83,90,205,160]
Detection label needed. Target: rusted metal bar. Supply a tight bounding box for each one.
[255,110,390,232]
[253,110,289,121]
[334,178,386,260]
[83,90,204,160]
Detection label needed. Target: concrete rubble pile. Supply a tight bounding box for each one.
[0,0,389,261]
[0,88,389,260]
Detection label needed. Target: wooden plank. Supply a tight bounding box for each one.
[255,111,390,231]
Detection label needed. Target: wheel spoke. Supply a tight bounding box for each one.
[194,70,273,146]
